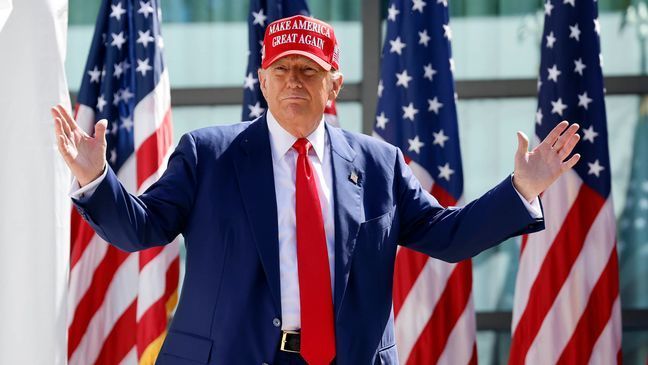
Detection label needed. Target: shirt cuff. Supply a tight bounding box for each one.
[69,165,108,199]
[510,174,543,219]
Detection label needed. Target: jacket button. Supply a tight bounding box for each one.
[272,318,281,327]
[262,363,270,365]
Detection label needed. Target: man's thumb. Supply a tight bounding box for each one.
[95,119,108,141]
[516,131,529,155]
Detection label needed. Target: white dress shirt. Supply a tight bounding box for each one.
[70,111,542,331]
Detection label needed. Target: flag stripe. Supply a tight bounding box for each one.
[94,302,137,365]
[136,105,173,188]
[556,249,619,365]
[512,170,582,330]
[395,259,455,362]
[68,247,130,357]
[588,297,623,365]
[393,249,431,316]
[509,183,605,364]
[69,255,139,364]
[523,199,616,364]
[137,243,178,320]
[438,281,477,365]
[68,235,109,328]
[70,209,99,268]
[405,260,472,364]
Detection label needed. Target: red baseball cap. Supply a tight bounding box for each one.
[261,15,340,71]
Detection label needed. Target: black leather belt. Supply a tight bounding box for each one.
[280,330,301,353]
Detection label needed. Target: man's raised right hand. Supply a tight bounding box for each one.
[51,104,107,187]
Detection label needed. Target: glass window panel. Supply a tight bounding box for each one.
[66,1,362,90]
[450,11,644,79]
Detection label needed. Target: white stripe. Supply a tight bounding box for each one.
[136,240,180,321]
[119,153,137,194]
[75,104,96,135]
[68,254,139,365]
[588,296,622,365]
[437,295,476,365]
[524,199,616,364]
[118,346,138,365]
[395,259,456,363]
[408,159,434,193]
[133,69,170,150]
[512,169,582,331]
[67,235,108,328]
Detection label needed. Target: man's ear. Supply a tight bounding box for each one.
[329,74,344,101]
[257,68,267,96]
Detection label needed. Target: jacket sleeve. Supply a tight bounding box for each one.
[395,148,544,262]
[72,133,198,252]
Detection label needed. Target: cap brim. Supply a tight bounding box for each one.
[263,50,332,71]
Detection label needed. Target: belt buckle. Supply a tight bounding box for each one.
[280,330,300,353]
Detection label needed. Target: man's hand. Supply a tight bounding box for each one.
[51,104,107,187]
[513,121,581,202]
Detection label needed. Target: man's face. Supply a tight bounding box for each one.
[259,55,342,128]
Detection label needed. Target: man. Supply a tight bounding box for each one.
[52,15,581,365]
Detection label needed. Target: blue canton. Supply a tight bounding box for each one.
[536,0,611,197]
[374,0,463,201]
[76,0,165,174]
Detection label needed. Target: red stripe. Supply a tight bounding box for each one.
[520,233,529,255]
[137,296,167,358]
[509,184,605,365]
[139,246,165,272]
[137,255,179,358]
[70,210,97,269]
[431,184,457,208]
[393,249,431,316]
[164,256,180,306]
[136,108,173,188]
[393,181,458,316]
[405,260,473,364]
[68,246,130,358]
[468,342,478,365]
[556,248,620,365]
[94,301,137,365]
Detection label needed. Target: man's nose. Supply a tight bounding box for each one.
[286,69,302,88]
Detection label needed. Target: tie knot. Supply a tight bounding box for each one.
[292,138,311,155]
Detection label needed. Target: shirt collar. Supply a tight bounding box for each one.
[266,110,326,163]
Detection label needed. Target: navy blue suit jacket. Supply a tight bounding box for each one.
[73,115,544,364]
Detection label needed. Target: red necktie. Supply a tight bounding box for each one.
[293,138,336,365]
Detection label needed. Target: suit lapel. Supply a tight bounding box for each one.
[233,116,282,312]
[327,125,362,319]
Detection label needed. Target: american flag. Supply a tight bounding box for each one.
[373,1,477,364]
[67,0,179,364]
[510,0,622,363]
[241,0,339,125]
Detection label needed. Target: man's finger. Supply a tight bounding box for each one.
[94,119,108,141]
[56,104,87,137]
[542,120,569,147]
[553,123,579,151]
[558,133,580,161]
[561,153,581,171]
[54,117,71,144]
[516,131,529,155]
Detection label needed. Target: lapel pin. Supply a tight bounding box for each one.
[349,171,359,185]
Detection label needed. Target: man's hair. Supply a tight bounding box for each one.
[329,69,343,82]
